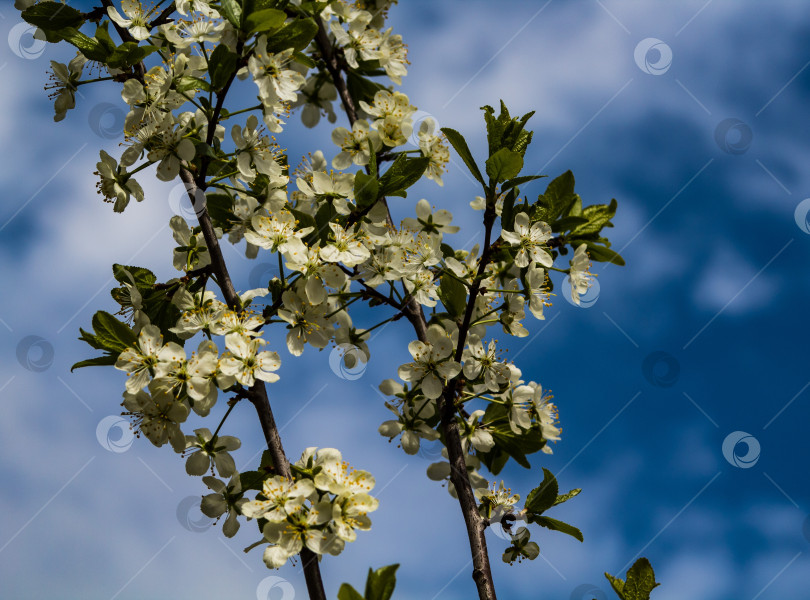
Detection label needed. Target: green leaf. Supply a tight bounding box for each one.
[243,0,283,14]
[572,198,618,236]
[437,274,467,320]
[92,311,138,353]
[524,468,559,515]
[501,174,545,192]
[259,449,275,471]
[21,2,84,31]
[378,155,429,196]
[220,0,242,28]
[606,572,626,599]
[264,19,319,53]
[440,127,485,185]
[553,487,582,506]
[239,470,266,492]
[94,23,116,54]
[481,101,534,156]
[485,148,523,183]
[176,76,213,93]
[70,355,117,372]
[533,170,577,223]
[208,44,239,91]
[54,27,109,62]
[337,584,365,600]
[486,421,545,470]
[354,172,379,209]
[368,139,378,178]
[244,8,286,35]
[551,215,589,232]
[364,564,399,600]
[106,42,157,70]
[582,243,625,266]
[530,516,584,542]
[500,188,519,232]
[292,50,316,68]
[346,70,387,107]
[112,264,156,288]
[605,558,660,600]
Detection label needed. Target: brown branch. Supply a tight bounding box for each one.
[313,18,497,600]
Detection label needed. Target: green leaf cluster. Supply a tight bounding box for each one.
[110,264,184,344]
[477,403,547,474]
[522,468,583,542]
[532,171,625,266]
[72,311,137,371]
[21,5,156,69]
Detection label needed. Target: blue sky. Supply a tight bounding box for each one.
[1,1,809,599]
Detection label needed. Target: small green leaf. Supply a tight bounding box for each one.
[337,584,365,600]
[378,155,429,196]
[220,0,243,28]
[292,50,316,68]
[605,558,660,600]
[437,273,467,320]
[551,215,589,232]
[533,170,578,223]
[485,421,545,470]
[208,44,239,91]
[441,127,485,185]
[176,76,213,93]
[364,564,399,600]
[346,70,387,106]
[54,27,109,62]
[499,188,519,232]
[106,42,157,70]
[92,311,138,353]
[572,198,618,236]
[239,470,266,492]
[582,243,625,266]
[112,264,156,288]
[244,8,286,35]
[94,23,116,54]
[21,2,84,31]
[264,19,319,53]
[354,172,380,209]
[553,487,582,506]
[606,572,626,599]
[368,139,378,178]
[530,516,584,542]
[501,174,545,192]
[486,148,523,183]
[524,468,559,515]
[70,355,117,372]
